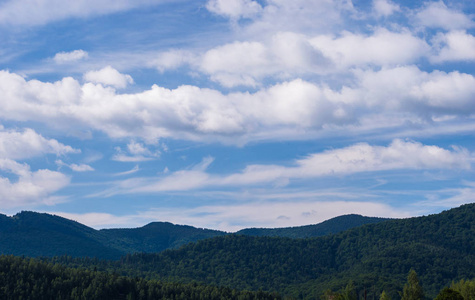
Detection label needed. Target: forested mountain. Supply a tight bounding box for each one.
[236,214,390,238]
[59,204,474,299]
[100,222,226,254]
[0,255,281,300]
[0,211,122,259]
[0,211,385,259]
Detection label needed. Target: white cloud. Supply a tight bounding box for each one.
[48,211,138,229]
[241,0,355,36]
[113,165,139,176]
[0,0,167,26]
[53,50,88,64]
[310,28,429,68]
[83,66,134,89]
[153,50,196,72]
[0,127,79,160]
[56,160,94,172]
[414,1,474,30]
[134,200,410,232]
[1,66,475,144]
[48,199,410,231]
[373,0,400,17]
[431,30,475,63]
[0,158,70,208]
[117,140,471,194]
[112,141,160,162]
[156,29,429,87]
[206,0,262,20]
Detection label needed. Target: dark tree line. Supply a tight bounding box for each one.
[0,255,282,300]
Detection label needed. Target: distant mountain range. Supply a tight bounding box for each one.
[0,210,389,259]
[80,203,474,299]
[1,204,473,299]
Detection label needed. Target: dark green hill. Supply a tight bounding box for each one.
[90,203,474,299]
[0,211,388,259]
[0,212,225,259]
[0,211,122,259]
[100,221,227,253]
[236,214,390,238]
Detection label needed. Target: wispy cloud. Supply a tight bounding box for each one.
[97,140,472,196]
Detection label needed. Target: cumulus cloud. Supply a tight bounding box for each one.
[153,50,196,73]
[155,29,429,87]
[0,127,79,160]
[0,158,70,208]
[431,31,475,63]
[373,0,400,17]
[83,66,134,89]
[53,50,88,63]
[414,1,474,30]
[1,66,474,144]
[206,0,262,20]
[0,0,167,26]
[309,28,430,68]
[238,0,355,36]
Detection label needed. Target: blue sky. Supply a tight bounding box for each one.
[0,0,474,231]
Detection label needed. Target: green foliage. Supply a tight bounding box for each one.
[380,291,391,300]
[435,288,464,300]
[0,211,384,260]
[401,270,424,300]
[48,203,475,299]
[236,215,390,238]
[0,212,226,259]
[0,255,282,300]
[450,278,475,300]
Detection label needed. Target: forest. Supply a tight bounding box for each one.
[0,203,474,299]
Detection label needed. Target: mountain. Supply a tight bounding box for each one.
[82,203,474,299]
[0,211,387,259]
[236,214,390,238]
[0,211,122,259]
[100,221,226,253]
[0,212,225,259]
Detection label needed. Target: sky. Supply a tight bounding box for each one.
[0,0,474,231]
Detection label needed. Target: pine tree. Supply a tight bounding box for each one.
[401,269,424,300]
[379,291,391,300]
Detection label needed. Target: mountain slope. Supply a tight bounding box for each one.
[96,203,475,299]
[0,212,226,259]
[0,211,122,259]
[0,211,388,259]
[100,221,227,253]
[236,214,390,238]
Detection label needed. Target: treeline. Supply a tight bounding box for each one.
[0,255,282,300]
[47,204,475,299]
[1,255,474,300]
[321,270,475,300]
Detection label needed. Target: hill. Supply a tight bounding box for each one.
[77,203,474,299]
[100,221,226,253]
[0,211,122,259]
[236,214,390,238]
[0,211,385,259]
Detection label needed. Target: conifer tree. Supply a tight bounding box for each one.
[401,269,424,300]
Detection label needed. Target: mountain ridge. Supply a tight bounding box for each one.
[0,210,390,259]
